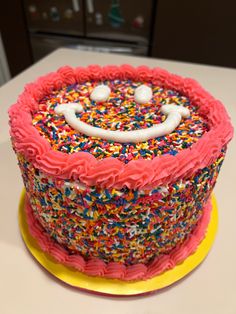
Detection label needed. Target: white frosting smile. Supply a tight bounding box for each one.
[55,102,190,143]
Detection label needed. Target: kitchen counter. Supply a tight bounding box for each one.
[0,48,235,314]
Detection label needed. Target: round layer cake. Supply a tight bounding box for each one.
[9,65,233,281]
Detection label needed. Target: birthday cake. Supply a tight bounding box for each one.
[9,65,233,281]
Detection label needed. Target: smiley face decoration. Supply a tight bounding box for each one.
[55,84,190,143]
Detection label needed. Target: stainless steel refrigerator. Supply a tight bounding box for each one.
[23,0,156,61]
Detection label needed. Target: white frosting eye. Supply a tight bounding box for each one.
[90,84,111,102]
[134,85,153,104]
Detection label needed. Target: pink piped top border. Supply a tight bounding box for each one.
[25,194,212,281]
[9,65,233,190]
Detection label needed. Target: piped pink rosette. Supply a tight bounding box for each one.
[8,64,233,190]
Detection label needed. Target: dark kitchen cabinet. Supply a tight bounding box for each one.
[151,0,236,68]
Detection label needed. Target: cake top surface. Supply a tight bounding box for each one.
[32,79,208,163]
[9,65,233,189]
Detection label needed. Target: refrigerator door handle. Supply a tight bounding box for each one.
[86,0,94,14]
[72,0,80,12]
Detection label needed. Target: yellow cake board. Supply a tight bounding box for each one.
[18,190,218,296]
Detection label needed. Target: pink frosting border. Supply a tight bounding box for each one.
[24,194,212,281]
[9,65,233,189]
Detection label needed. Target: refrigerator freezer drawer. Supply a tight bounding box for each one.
[30,34,148,61]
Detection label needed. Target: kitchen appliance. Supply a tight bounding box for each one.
[23,0,155,61]
[0,33,11,85]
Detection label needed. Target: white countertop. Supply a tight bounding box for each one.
[0,48,235,314]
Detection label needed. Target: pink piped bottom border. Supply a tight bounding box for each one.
[24,196,212,281]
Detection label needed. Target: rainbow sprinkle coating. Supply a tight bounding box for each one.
[32,80,208,162]
[17,149,225,265]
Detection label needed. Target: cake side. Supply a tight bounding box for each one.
[18,149,225,266]
[24,193,213,281]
